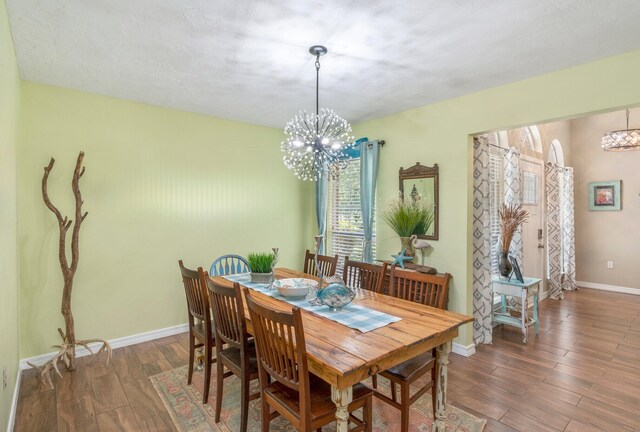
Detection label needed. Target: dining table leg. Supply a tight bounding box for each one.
[432,341,452,432]
[331,385,353,432]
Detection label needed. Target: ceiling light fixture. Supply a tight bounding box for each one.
[602,109,640,151]
[281,45,355,181]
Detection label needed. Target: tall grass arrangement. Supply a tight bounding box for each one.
[499,203,529,253]
[247,252,276,273]
[382,197,434,237]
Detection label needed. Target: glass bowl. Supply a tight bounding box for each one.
[315,283,356,311]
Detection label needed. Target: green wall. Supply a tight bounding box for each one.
[354,49,640,345]
[17,82,311,358]
[0,0,21,428]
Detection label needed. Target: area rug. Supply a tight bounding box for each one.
[150,365,486,432]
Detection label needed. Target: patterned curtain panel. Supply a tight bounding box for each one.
[546,163,564,299]
[546,163,577,299]
[561,167,577,291]
[503,148,523,266]
[472,136,493,344]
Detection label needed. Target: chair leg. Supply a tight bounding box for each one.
[203,346,213,404]
[400,383,410,432]
[364,395,373,432]
[261,399,270,432]
[371,374,378,389]
[214,356,224,421]
[240,375,250,432]
[187,335,195,385]
[390,381,397,403]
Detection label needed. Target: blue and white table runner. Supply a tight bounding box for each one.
[223,273,401,333]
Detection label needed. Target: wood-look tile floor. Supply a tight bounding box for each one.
[13,288,640,431]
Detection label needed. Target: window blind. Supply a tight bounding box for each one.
[328,158,376,275]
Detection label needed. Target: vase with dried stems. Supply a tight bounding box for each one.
[498,203,529,278]
[28,151,112,389]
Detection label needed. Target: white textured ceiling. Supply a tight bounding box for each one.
[7,0,640,128]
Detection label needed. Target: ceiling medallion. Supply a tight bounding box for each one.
[281,45,355,181]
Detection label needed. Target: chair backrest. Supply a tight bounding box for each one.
[343,258,388,293]
[206,279,250,352]
[303,249,339,277]
[210,254,250,276]
[178,260,213,331]
[244,289,309,394]
[388,266,451,310]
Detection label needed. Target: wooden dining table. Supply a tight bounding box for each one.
[210,267,473,432]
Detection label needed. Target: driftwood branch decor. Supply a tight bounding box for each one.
[28,151,112,388]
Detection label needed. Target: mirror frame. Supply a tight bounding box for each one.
[399,162,439,240]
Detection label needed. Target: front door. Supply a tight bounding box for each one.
[520,157,545,294]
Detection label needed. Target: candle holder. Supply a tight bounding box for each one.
[267,247,279,289]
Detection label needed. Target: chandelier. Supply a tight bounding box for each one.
[602,109,640,151]
[281,46,355,181]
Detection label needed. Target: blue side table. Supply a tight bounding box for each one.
[491,276,541,343]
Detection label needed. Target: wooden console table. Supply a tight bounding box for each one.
[491,276,540,343]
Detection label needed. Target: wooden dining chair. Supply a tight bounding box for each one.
[244,288,373,432]
[178,260,217,404]
[374,266,452,432]
[303,249,339,277]
[343,258,388,293]
[210,254,250,276]
[206,279,259,432]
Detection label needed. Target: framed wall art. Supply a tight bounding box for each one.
[588,180,621,211]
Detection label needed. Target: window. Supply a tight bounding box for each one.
[522,172,537,205]
[489,150,503,276]
[328,158,375,274]
[548,139,565,167]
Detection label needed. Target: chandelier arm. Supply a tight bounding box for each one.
[318,114,330,138]
[301,117,315,138]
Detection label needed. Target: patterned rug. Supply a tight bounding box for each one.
[150,365,486,432]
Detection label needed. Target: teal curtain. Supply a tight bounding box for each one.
[315,164,329,254]
[359,140,380,263]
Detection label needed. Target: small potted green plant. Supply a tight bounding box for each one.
[382,197,434,257]
[247,252,276,284]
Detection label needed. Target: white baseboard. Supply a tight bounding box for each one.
[452,342,475,357]
[576,281,640,296]
[539,290,549,301]
[20,323,189,370]
[7,366,21,432]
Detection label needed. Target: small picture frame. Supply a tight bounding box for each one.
[589,180,621,211]
[509,256,524,283]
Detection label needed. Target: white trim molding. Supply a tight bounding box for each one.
[539,289,550,301]
[7,367,21,432]
[452,342,476,357]
[576,281,640,296]
[20,323,189,370]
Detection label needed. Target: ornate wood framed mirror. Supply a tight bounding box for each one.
[399,162,439,240]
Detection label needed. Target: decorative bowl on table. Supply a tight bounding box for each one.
[314,283,356,311]
[275,278,317,299]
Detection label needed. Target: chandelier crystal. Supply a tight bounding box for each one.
[281,46,355,181]
[602,109,640,151]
